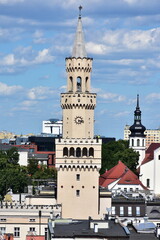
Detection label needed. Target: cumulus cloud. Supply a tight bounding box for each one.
[99,92,126,102]
[27,86,57,100]
[0,82,23,96]
[0,47,54,73]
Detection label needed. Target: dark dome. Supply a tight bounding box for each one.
[129,123,146,137]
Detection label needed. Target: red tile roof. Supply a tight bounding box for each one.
[141,143,160,166]
[99,161,147,189]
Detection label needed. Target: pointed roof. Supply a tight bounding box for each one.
[141,143,160,166]
[99,161,147,189]
[129,94,146,137]
[72,6,87,58]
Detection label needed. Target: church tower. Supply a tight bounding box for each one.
[129,94,146,166]
[55,7,102,220]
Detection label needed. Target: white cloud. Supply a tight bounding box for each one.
[146,93,160,102]
[86,42,110,55]
[34,48,54,64]
[27,86,57,100]
[0,82,23,96]
[99,92,126,102]
[0,47,54,73]
[114,111,130,117]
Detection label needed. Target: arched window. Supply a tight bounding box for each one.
[85,77,89,92]
[76,147,81,157]
[70,147,75,157]
[137,139,140,147]
[63,147,68,156]
[69,76,73,92]
[82,147,87,157]
[142,139,144,147]
[132,139,134,147]
[77,77,81,92]
[89,147,94,157]
[147,179,150,188]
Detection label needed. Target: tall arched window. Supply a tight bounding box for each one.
[76,147,81,157]
[77,77,81,92]
[132,139,134,147]
[137,139,140,147]
[85,77,89,92]
[142,139,144,147]
[70,147,75,157]
[69,76,73,92]
[63,147,68,156]
[82,147,87,157]
[89,147,94,157]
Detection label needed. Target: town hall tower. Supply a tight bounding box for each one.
[55,7,102,220]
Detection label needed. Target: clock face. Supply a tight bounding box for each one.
[74,116,84,124]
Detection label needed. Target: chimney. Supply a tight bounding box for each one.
[94,223,98,233]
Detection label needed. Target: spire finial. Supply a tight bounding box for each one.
[137,94,139,109]
[79,5,82,19]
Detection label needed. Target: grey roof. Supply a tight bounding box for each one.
[72,16,87,58]
[52,219,129,238]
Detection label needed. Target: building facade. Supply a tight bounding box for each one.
[42,119,62,136]
[55,10,102,219]
[124,126,160,148]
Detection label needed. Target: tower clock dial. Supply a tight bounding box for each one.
[74,116,84,124]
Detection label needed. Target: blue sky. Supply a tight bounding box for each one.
[0,0,160,139]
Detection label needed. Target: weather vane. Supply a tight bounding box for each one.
[79,5,82,18]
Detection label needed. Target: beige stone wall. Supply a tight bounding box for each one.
[61,93,96,139]
[57,167,100,219]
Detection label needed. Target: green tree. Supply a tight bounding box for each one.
[100,140,139,174]
[0,148,30,198]
[27,158,39,176]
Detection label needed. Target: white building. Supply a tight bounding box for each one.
[42,119,62,136]
[140,143,160,196]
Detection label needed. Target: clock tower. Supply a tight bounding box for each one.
[55,7,102,220]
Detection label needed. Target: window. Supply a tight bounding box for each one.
[76,174,80,181]
[63,147,68,157]
[82,147,87,157]
[70,147,74,157]
[76,190,80,197]
[112,206,115,215]
[142,139,144,147]
[159,155,160,160]
[120,206,124,216]
[14,227,20,237]
[132,139,134,147]
[29,219,35,222]
[29,227,35,232]
[128,207,132,216]
[0,219,6,222]
[76,148,81,157]
[147,178,150,188]
[89,147,94,157]
[137,139,140,147]
[77,77,81,92]
[45,227,48,240]
[0,227,6,235]
[136,206,140,216]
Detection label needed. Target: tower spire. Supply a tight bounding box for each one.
[136,94,139,109]
[72,6,87,58]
